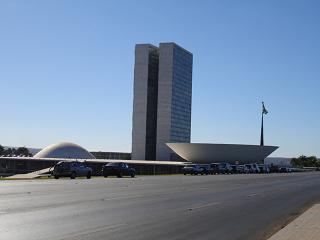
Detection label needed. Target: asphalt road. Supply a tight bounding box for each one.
[1,172,320,240]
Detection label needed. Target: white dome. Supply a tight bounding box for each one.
[34,142,96,159]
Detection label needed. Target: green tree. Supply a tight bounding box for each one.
[292,155,319,168]
[15,147,31,156]
[4,148,15,156]
[0,145,4,155]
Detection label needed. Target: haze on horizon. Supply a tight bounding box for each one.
[0,0,319,157]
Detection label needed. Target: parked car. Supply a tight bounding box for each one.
[182,164,205,175]
[210,163,222,174]
[222,163,234,174]
[238,165,250,174]
[245,164,260,173]
[230,165,242,174]
[199,164,212,175]
[102,162,135,178]
[211,163,233,174]
[258,164,270,173]
[279,167,292,173]
[253,163,261,173]
[52,161,92,179]
[270,165,280,173]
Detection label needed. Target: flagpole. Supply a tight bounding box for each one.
[260,111,264,146]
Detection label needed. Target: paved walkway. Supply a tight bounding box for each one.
[268,204,320,240]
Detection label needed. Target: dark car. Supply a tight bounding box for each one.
[211,163,233,174]
[102,162,135,178]
[258,164,270,173]
[279,167,292,173]
[270,165,280,173]
[210,163,220,174]
[200,164,212,175]
[52,161,92,179]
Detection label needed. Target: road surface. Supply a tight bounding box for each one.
[1,172,320,240]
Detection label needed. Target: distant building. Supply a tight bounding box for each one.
[264,157,293,167]
[91,151,131,160]
[132,42,193,161]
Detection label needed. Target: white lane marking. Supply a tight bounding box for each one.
[188,202,221,211]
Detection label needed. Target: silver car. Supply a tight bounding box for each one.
[52,161,92,179]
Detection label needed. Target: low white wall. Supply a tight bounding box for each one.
[264,157,292,167]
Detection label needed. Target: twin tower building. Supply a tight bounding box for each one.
[132,42,193,161]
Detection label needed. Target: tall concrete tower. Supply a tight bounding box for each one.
[132,42,193,160]
[156,43,193,160]
[132,44,159,160]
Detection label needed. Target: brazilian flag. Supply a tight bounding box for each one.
[262,102,268,115]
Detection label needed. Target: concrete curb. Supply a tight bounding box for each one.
[268,204,320,240]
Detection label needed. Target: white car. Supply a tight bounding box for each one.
[182,164,205,175]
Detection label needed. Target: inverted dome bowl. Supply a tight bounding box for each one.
[167,143,278,164]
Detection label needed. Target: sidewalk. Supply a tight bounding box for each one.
[268,204,320,240]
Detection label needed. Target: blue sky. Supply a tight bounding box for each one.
[0,0,319,157]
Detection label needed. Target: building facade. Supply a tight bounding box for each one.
[132,42,193,160]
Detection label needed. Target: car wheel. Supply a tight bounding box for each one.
[104,175,108,178]
[70,172,76,179]
[184,173,186,175]
[54,175,59,179]
[86,172,91,179]
[131,173,135,178]
[117,172,123,178]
